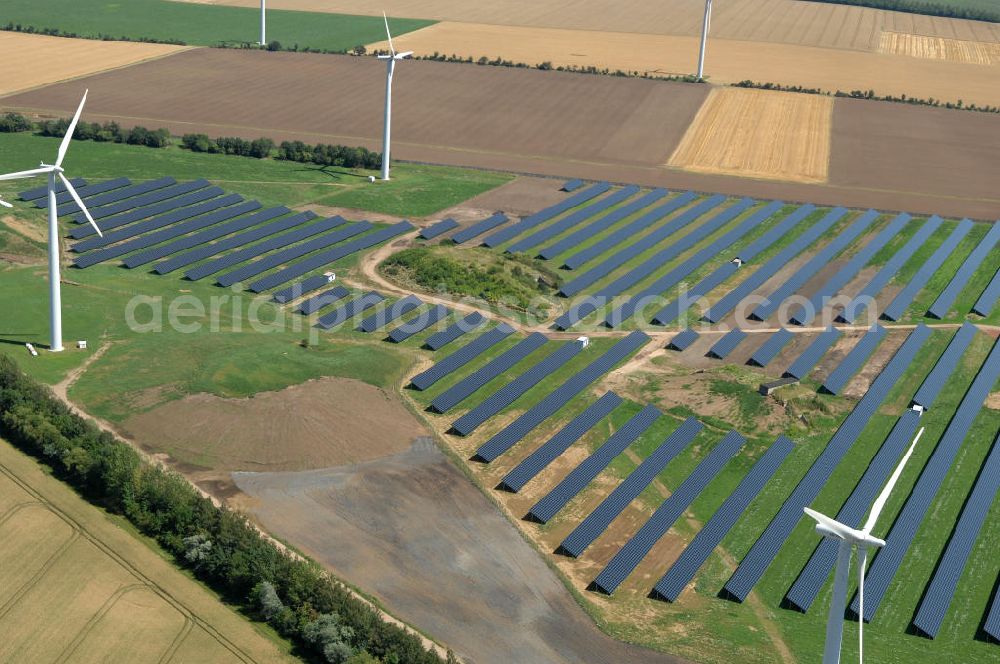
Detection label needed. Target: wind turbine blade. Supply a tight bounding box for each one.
[804,507,855,540]
[0,198,12,208]
[857,546,868,663]
[397,50,414,59]
[0,166,54,181]
[59,172,102,238]
[57,89,89,167]
[863,426,924,533]
[383,11,396,56]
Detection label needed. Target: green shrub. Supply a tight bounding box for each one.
[0,112,32,133]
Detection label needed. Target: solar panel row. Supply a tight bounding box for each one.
[482,182,611,248]
[74,200,261,268]
[837,216,943,324]
[912,428,1000,638]
[418,218,458,240]
[185,216,346,280]
[705,207,848,323]
[497,391,624,493]
[557,417,703,558]
[424,312,485,351]
[821,324,887,395]
[653,435,795,603]
[159,211,318,276]
[475,331,649,461]
[736,204,817,263]
[784,326,841,380]
[562,179,583,192]
[70,185,225,240]
[450,213,508,245]
[42,177,130,208]
[527,404,661,524]
[750,209,878,321]
[652,262,740,326]
[59,176,176,217]
[217,219,368,287]
[853,332,1000,622]
[411,323,516,391]
[788,213,910,326]
[723,324,931,602]
[388,305,449,343]
[75,179,209,224]
[505,185,640,255]
[248,221,415,292]
[451,340,586,436]
[911,321,978,409]
[315,292,385,329]
[295,286,351,315]
[986,574,1000,642]
[972,266,1000,317]
[358,295,422,332]
[783,409,922,612]
[430,332,548,412]
[560,191,697,270]
[537,189,669,261]
[593,429,747,594]
[19,177,85,202]
[748,328,793,367]
[272,274,333,304]
[927,222,1000,319]
[668,329,699,351]
[707,329,748,359]
[882,219,974,321]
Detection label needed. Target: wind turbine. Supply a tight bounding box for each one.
[378,11,412,181]
[259,0,266,46]
[697,0,713,80]
[804,426,925,664]
[0,196,12,208]
[0,90,103,352]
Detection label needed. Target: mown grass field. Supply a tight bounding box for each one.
[2,0,434,51]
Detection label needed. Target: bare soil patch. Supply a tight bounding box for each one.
[443,175,569,219]
[669,87,832,183]
[121,376,427,471]
[0,32,188,98]
[1,215,46,243]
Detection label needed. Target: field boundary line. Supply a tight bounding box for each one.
[54,582,148,664]
[160,616,196,664]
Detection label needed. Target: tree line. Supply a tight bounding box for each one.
[734,80,1000,114]
[800,0,998,23]
[0,112,174,147]
[0,355,448,664]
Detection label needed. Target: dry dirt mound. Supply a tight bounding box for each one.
[122,376,427,471]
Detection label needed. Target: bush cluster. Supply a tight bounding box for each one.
[0,112,32,133]
[2,22,186,44]
[0,355,444,664]
[734,80,1000,114]
[181,133,275,158]
[276,141,382,169]
[38,118,172,147]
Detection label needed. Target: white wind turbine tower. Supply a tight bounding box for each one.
[804,426,925,664]
[697,0,713,80]
[378,11,413,181]
[0,90,103,352]
[259,0,266,45]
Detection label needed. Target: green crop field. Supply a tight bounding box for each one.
[2,0,435,51]
[802,0,1000,22]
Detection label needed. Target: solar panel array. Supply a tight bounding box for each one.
[43,177,130,207]
[707,329,748,359]
[527,404,661,524]
[927,222,1000,319]
[911,321,978,409]
[498,391,623,492]
[430,332,548,412]
[482,182,611,248]
[451,340,585,436]
[750,209,878,321]
[784,327,841,380]
[653,436,795,603]
[410,323,515,391]
[505,185,639,255]
[450,213,508,245]
[388,305,448,343]
[723,324,931,602]
[560,191,697,270]
[424,312,485,350]
[295,286,350,315]
[748,328,794,367]
[912,429,1000,638]
[60,177,176,217]
[652,262,740,326]
[783,409,922,612]
[19,176,84,201]
[475,331,649,461]
[593,430,746,594]
[852,333,1000,622]
[358,295,422,332]
[788,212,910,326]
[419,218,458,240]
[249,221,415,292]
[882,219,974,321]
[986,577,1000,642]
[973,266,1000,317]
[271,273,334,304]
[77,179,210,224]
[315,292,385,329]
[70,186,229,240]
[705,207,847,323]
[736,204,817,263]
[837,216,943,323]
[821,324,887,395]
[557,417,703,558]
[668,329,699,351]
[537,189,669,261]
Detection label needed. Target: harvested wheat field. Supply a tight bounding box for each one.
[122,376,428,471]
[669,87,832,183]
[0,32,188,98]
[0,437,293,664]
[877,31,1000,65]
